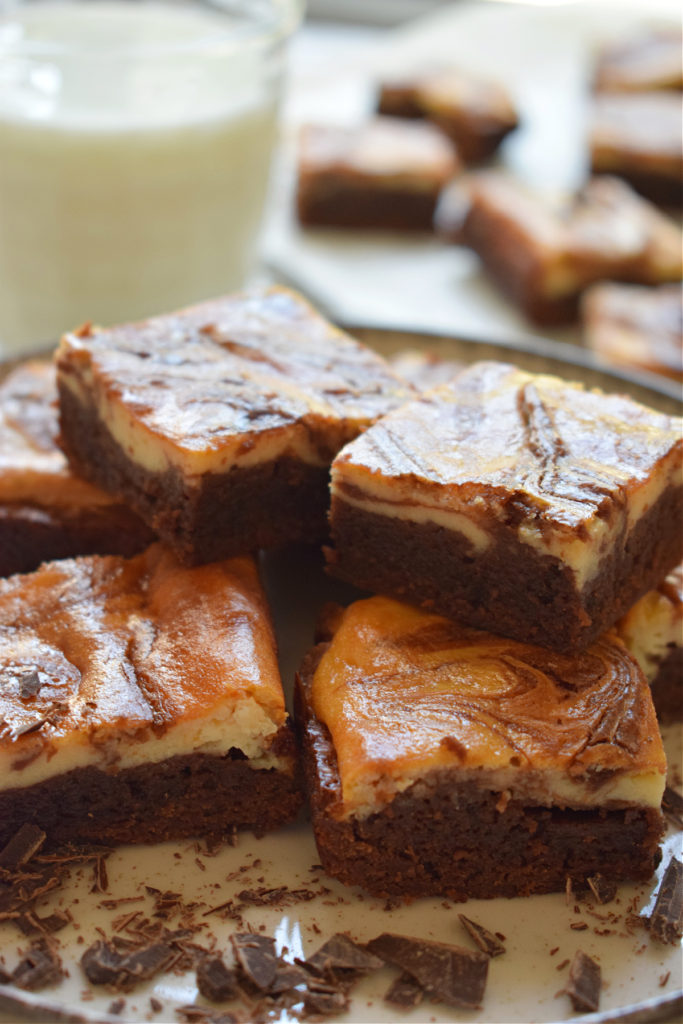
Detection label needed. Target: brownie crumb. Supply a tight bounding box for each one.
[368,933,488,1009]
[108,998,126,1015]
[646,857,683,943]
[458,915,505,957]
[564,950,601,1012]
[587,874,617,905]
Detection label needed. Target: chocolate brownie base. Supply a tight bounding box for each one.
[58,384,331,564]
[0,504,154,578]
[297,183,440,232]
[651,647,683,723]
[327,481,683,652]
[296,662,663,901]
[0,727,302,851]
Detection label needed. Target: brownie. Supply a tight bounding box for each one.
[326,361,683,652]
[582,282,683,383]
[56,286,410,565]
[461,172,682,325]
[0,545,301,849]
[589,92,683,206]
[0,361,153,576]
[377,67,519,163]
[296,118,459,232]
[617,563,683,723]
[593,28,683,93]
[296,596,666,901]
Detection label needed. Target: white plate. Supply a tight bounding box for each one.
[263,0,682,345]
[0,331,681,1024]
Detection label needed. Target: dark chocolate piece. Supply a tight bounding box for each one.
[12,940,63,991]
[648,857,683,943]
[663,786,683,829]
[196,955,237,1003]
[230,933,277,991]
[458,915,506,957]
[305,933,384,977]
[0,824,46,871]
[586,874,618,905]
[80,939,174,990]
[565,950,601,1013]
[302,977,350,1016]
[18,671,42,699]
[270,961,313,994]
[385,971,424,1008]
[367,933,488,1009]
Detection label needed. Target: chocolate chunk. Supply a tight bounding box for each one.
[81,939,174,990]
[385,971,424,1008]
[662,786,683,829]
[305,933,384,977]
[230,932,277,990]
[586,874,617,905]
[12,940,63,991]
[458,915,506,957]
[368,933,488,1009]
[18,670,42,699]
[0,824,46,871]
[302,977,350,1016]
[108,999,126,1015]
[647,857,683,944]
[196,955,237,1002]
[564,950,601,1013]
[270,961,313,993]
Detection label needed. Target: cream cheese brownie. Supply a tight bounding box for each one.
[462,172,683,324]
[0,545,301,849]
[56,286,410,564]
[296,597,666,901]
[296,118,460,232]
[0,361,153,576]
[582,282,683,383]
[327,361,683,652]
[593,29,683,93]
[617,563,683,723]
[589,92,683,206]
[377,68,519,163]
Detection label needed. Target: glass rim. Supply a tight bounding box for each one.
[0,0,305,58]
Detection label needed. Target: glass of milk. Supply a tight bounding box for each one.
[0,0,302,353]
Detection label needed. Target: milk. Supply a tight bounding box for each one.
[0,1,284,351]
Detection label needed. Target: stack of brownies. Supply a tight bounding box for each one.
[0,285,681,908]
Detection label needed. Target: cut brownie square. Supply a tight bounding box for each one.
[0,361,154,576]
[327,361,683,652]
[56,286,410,564]
[582,282,682,383]
[461,172,682,324]
[593,28,683,94]
[589,92,683,206]
[617,562,683,723]
[296,596,666,901]
[296,117,459,231]
[0,545,301,849]
[377,67,519,163]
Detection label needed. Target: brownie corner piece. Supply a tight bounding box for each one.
[297,595,666,901]
[327,360,683,651]
[55,285,410,564]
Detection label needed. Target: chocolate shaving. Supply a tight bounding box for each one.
[647,857,683,944]
[0,824,46,871]
[458,914,506,957]
[196,954,237,1002]
[564,950,601,1012]
[368,932,488,1009]
[305,933,384,977]
[385,971,424,1008]
[230,932,277,991]
[586,874,617,905]
[18,670,42,699]
[663,786,683,829]
[12,939,63,991]
[91,855,109,894]
[80,938,175,991]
